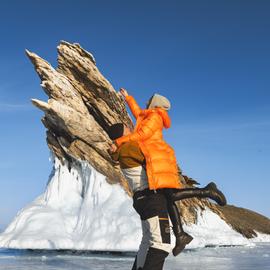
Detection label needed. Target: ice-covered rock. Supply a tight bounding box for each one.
[24,41,270,238]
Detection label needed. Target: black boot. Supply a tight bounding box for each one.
[173,231,193,256]
[170,182,227,206]
[167,201,193,256]
[143,247,168,270]
[204,182,227,206]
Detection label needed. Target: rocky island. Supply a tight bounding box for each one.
[0,41,269,250]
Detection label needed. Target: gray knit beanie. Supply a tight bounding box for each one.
[147,94,171,110]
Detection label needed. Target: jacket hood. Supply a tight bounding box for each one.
[156,108,171,129]
[142,108,171,129]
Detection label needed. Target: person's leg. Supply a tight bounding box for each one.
[132,194,151,270]
[163,188,193,256]
[166,198,183,236]
[141,213,170,269]
[134,219,151,269]
[133,191,171,270]
[166,200,193,256]
[132,217,168,270]
[170,182,227,206]
[142,247,168,270]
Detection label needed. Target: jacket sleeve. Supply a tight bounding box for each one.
[125,95,142,119]
[115,112,162,146]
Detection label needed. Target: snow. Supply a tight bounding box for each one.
[184,208,252,248]
[0,155,269,251]
[0,156,141,251]
[250,231,270,243]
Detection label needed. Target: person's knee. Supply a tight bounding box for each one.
[151,242,171,254]
[144,215,171,253]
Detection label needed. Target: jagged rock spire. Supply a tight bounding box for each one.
[26,41,133,188]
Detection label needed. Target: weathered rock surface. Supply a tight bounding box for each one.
[26,41,133,190]
[27,41,270,238]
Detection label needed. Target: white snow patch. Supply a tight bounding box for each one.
[183,208,253,248]
[250,231,270,243]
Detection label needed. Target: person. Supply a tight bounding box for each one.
[108,124,226,270]
[109,125,171,270]
[108,89,226,269]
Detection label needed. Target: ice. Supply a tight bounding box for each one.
[0,243,269,270]
[0,156,141,251]
[165,243,270,270]
[0,154,269,251]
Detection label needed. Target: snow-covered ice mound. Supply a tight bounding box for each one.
[0,156,268,250]
[0,156,140,250]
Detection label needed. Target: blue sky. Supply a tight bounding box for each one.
[0,0,269,228]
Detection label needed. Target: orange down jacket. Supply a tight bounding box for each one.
[115,95,182,190]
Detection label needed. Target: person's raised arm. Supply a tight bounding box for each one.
[120,88,141,119]
[115,112,162,146]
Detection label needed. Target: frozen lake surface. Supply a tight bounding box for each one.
[0,243,269,270]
